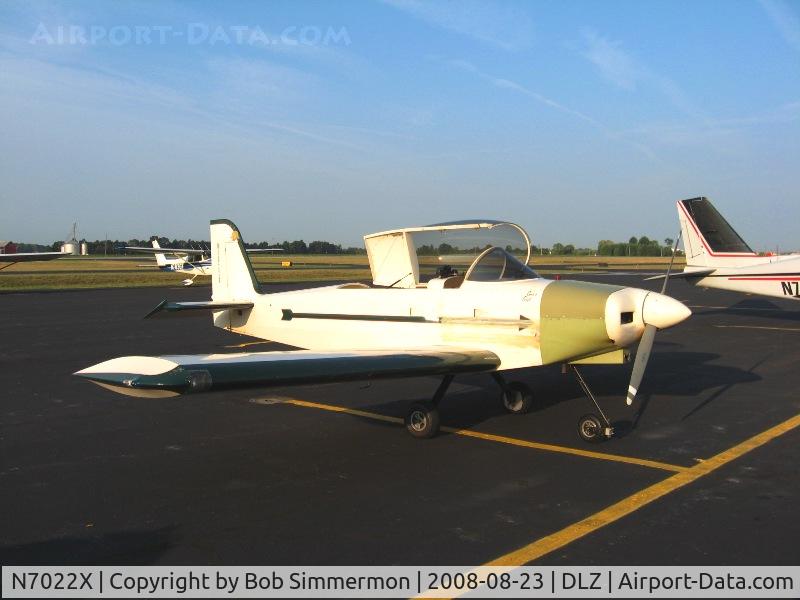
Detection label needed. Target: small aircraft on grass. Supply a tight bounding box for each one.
[126,239,282,286]
[77,219,690,443]
[650,197,800,301]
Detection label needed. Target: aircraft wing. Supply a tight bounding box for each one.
[0,251,68,263]
[645,268,716,281]
[124,246,203,256]
[75,348,500,398]
[246,248,284,253]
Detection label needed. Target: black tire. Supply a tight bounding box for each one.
[577,414,605,443]
[501,381,534,414]
[405,401,440,439]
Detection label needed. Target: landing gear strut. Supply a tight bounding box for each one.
[404,374,453,438]
[491,373,534,414]
[570,365,614,443]
[403,372,537,439]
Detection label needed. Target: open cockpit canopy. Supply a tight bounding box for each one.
[363,220,536,288]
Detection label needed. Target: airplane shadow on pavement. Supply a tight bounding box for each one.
[340,350,761,439]
[0,526,177,565]
[694,297,800,321]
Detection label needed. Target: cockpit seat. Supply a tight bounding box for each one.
[443,275,464,288]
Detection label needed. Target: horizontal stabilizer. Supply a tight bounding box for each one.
[144,300,254,319]
[75,348,500,398]
[645,268,715,281]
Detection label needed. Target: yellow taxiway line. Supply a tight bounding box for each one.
[276,398,687,473]
[484,412,800,566]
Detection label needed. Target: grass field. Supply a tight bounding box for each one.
[0,254,685,292]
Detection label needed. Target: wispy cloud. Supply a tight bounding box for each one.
[625,101,800,148]
[759,0,800,52]
[381,0,533,50]
[443,58,658,160]
[0,52,365,153]
[206,57,318,105]
[446,59,598,124]
[578,27,800,154]
[579,29,706,121]
[580,30,639,90]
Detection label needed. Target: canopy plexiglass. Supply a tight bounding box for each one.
[364,221,535,287]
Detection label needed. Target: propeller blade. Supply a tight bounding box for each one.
[660,232,682,294]
[626,231,684,406]
[627,323,656,405]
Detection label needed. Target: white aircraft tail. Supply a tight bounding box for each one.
[210,219,261,301]
[151,240,168,267]
[677,197,757,268]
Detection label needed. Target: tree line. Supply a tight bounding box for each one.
[17,235,676,257]
[549,237,679,257]
[27,237,367,255]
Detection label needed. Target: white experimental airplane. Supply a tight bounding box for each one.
[127,239,282,286]
[77,219,691,443]
[654,197,800,301]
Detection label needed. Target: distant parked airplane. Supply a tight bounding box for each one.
[125,240,212,286]
[651,197,800,301]
[126,239,283,286]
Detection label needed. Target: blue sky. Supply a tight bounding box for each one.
[1,0,798,249]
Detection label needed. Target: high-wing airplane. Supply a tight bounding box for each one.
[126,240,213,286]
[77,219,690,443]
[127,240,283,286]
[0,250,68,270]
[653,197,800,301]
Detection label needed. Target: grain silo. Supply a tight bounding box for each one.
[60,223,81,256]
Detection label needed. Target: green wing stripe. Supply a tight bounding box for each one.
[76,349,500,397]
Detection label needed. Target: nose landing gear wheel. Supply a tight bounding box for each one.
[577,413,610,443]
[405,401,440,439]
[501,381,534,414]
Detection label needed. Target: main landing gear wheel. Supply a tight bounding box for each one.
[405,401,440,439]
[501,381,534,414]
[577,413,610,444]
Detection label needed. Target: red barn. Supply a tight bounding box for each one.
[0,241,18,254]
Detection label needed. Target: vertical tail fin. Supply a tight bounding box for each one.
[677,197,756,268]
[151,240,168,267]
[677,199,709,267]
[210,219,261,301]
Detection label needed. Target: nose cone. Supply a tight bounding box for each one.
[642,292,691,329]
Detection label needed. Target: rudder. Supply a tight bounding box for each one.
[677,199,709,267]
[210,219,261,301]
